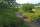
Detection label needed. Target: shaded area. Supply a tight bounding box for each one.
[31,22,40,27]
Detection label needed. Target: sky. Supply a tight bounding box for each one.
[16,0,40,4]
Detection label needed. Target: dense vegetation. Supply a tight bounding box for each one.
[18,3,40,22]
[0,0,29,27]
[0,0,18,27]
[0,0,40,27]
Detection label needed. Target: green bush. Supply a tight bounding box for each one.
[22,4,34,12]
[0,8,17,27]
[32,15,40,21]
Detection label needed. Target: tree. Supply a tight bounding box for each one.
[22,4,34,13]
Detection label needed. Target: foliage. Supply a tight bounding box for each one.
[0,8,17,24]
[0,0,16,8]
[15,7,19,12]
[22,4,34,12]
[0,0,30,27]
[0,0,17,27]
[0,2,9,8]
[32,15,40,21]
